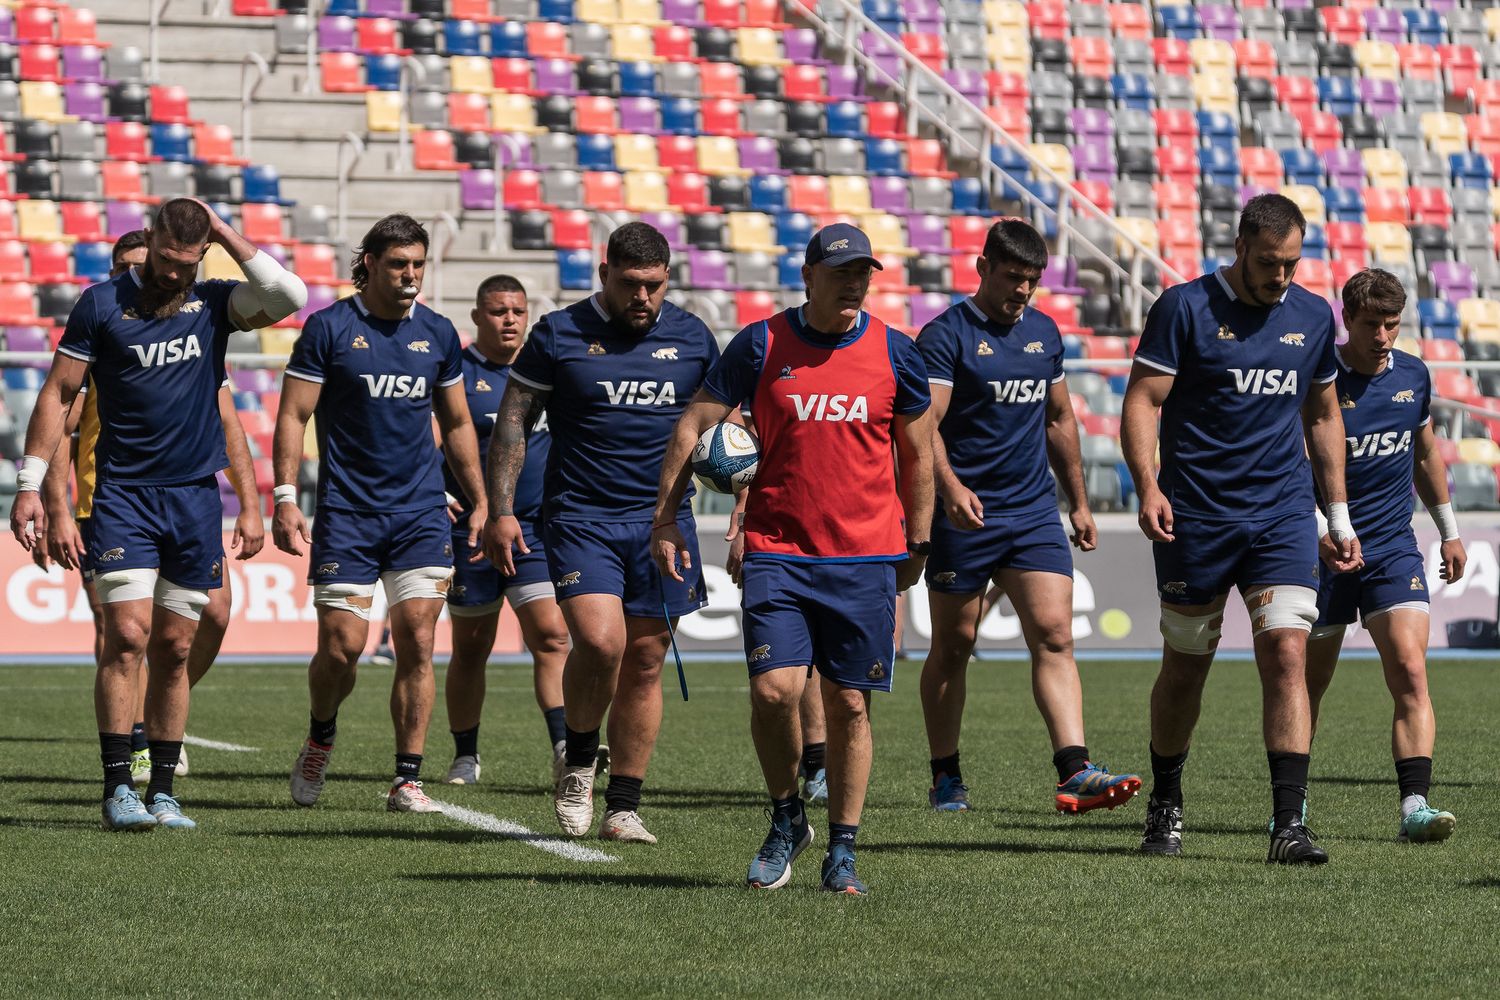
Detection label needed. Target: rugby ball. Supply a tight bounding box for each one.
[691,422,759,494]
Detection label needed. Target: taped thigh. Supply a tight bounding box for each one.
[1244,585,1318,637]
[313,580,379,621]
[381,565,454,607]
[94,567,158,605]
[1159,606,1224,655]
[154,577,211,622]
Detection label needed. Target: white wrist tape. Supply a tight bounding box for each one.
[17,455,48,492]
[272,484,298,506]
[1326,501,1354,543]
[1314,507,1328,539]
[444,491,458,507]
[1428,502,1460,542]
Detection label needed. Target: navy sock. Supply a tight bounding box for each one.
[1054,745,1090,784]
[1267,751,1311,829]
[543,706,567,747]
[395,752,422,785]
[930,752,961,784]
[378,627,391,649]
[800,741,826,777]
[100,732,132,799]
[772,794,805,827]
[145,740,181,802]
[829,822,858,851]
[129,721,147,753]
[309,713,337,746]
[1150,744,1188,805]
[452,725,479,759]
[1395,755,1432,801]
[564,726,600,768]
[604,775,643,814]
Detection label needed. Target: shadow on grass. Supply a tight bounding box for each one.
[0,815,100,830]
[235,828,495,844]
[1314,775,1477,789]
[0,736,82,744]
[862,839,1145,858]
[401,871,722,890]
[1463,877,1500,890]
[6,774,108,786]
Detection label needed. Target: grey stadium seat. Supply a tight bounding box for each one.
[1451,463,1500,511]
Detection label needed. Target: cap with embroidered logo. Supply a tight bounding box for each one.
[804,223,882,270]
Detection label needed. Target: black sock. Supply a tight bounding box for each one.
[801,741,826,778]
[772,794,805,826]
[1267,751,1311,829]
[1054,745,1090,784]
[604,775,643,814]
[452,725,479,759]
[309,713,337,746]
[829,822,858,851]
[543,706,567,747]
[129,722,147,753]
[1395,755,1433,801]
[1150,744,1188,805]
[395,752,422,785]
[378,627,391,649]
[564,726,600,768]
[145,740,181,802]
[100,732,133,799]
[930,752,961,784]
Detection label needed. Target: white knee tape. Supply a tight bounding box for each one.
[1245,585,1319,637]
[1159,606,1224,655]
[313,580,378,620]
[94,567,158,605]
[154,577,211,622]
[381,566,454,607]
[1308,623,1346,641]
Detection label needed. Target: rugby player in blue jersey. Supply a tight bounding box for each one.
[917,219,1141,815]
[438,275,572,786]
[11,198,307,830]
[1123,194,1360,864]
[483,222,718,844]
[1305,268,1465,844]
[273,215,488,814]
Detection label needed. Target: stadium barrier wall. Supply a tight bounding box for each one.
[4,515,1498,657]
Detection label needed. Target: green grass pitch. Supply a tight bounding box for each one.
[3,656,1498,998]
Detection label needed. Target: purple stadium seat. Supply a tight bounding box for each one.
[1072,141,1116,183]
[738,137,782,174]
[688,249,733,290]
[1043,255,1087,296]
[1359,78,1400,117]
[826,65,865,101]
[1431,262,1477,302]
[364,0,410,18]
[1363,9,1404,45]
[534,58,578,96]
[0,9,12,44]
[318,16,357,52]
[619,97,660,135]
[1070,107,1111,141]
[905,0,944,35]
[784,29,822,66]
[1424,0,1456,11]
[1323,148,1363,189]
[1198,4,1240,42]
[944,69,984,103]
[1239,184,1276,206]
[218,476,241,519]
[640,211,687,249]
[461,169,496,211]
[870,175,910,213]
[910,293,952,329]
[660,0,703,28]
[860,32,902,87]
[232,369,277,394]
[1278,0,1310,8]
[495,136,533,169]
[907,214,946,254]
[5,326,50,353]
[106,201,146,237]
[297,285,338,325]
[62,45,104,82]
[64,82,105,121]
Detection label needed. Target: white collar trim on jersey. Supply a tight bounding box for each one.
[589,293,661,331]
[1214,267,1289,305]
[1336,343,1394,377]
[351,293,414,320]
[964,296,1023,325]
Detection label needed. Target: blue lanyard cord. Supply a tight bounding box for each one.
[658,571,688,702]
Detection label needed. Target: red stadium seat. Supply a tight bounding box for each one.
[1396,44,1440,81]
[59,202,105,242]
[233,0,281,15]
[1421,339,1464,362]
[1151,38,1191,77]
[700,63,746,100]
[14,6,55,44]
[745,0,790,29]
[1158,217,1201,260]
[1155,146,1198,184]
[1274,76,1318,119]
[951,260,980,294]
[866,292,909,327]
[413,130,463,171]
[1153,109,1197,148]
[1325,222,1368,261]
[1154,182,1199,221]
[503,169,542,208]
[783,65,827,103]
[1433,370,1480,402]
[1472,115,1500,158]
[1232,40,1277,79]
[653,25,694,62]
[1438,45,1480,100]
[666,172,711,212]
[492,58,534,94]
[28,240,75,283]
[356,18,407,56]
[0,282,40,324]
[735,290,777,324]
[448,92,490,131]
[0,240,26,281]
[702,0,744,28]
[56,7,104,46]
[551,209,592,249]
[1240,146,1284,187]
[1297,259,1334,298]
[901,33,946,74]
[1027,2,1070,41]
[1032,293,1081,334]
[949,215,988,254]
[1363,187,1410,224]
[1071,179,1112,214]
[1108,2,1150,40]
[1467,82,1500,117]
[1293,110,1342,154]
[451,0,500,21]
[576,96,619,134]
[1081,413,1121,438]
[1069,37,1112,79]
[526,22,571,60]
[291,244,339,286]
[104,122,150,162]
[240,203,286,244]
[1329,257,1365,289]
[101,161,151,203]
[906,139,953,178]
[320,52,367,93]
[20,43,61,84]
[1319,8,1363,44]
[699,98,742,136]
[986,71,1028,106]
[1408,187,1452,226]
[193,124,245,165]
[657,135,698,172]
[986,103,1029,138]
[582,171,624,211]
[865,102,903,139]
[149,85,194,125]
[787,175,830,213]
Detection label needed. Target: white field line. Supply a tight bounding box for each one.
[428,798,619,863]
[182,734,261,752]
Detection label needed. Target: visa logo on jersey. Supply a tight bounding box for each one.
[1229,368,1299,395]
[1348,430,1412,459]
[360,373,429,398]
[128,335,202,367]
[989,379,1048,404]
[789,394,870,422]
[599,381,677,405]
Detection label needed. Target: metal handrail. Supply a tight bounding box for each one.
[396,56,427,172]
[428,211,459,311]
[148,0,173,82]
[302,1,321,95]
[240,52,270,162]
[335,131,366,245]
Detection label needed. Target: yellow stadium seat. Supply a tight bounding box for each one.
[986,33,1030,75]
[303,420,320,460]
[1189,39,1235,77]
[1191,72,1238,116]
[20,81,69,123]
[1393,336,1422,358]
[696,135,748,175]
[828,175,872,213]
[1421,112,1467,156]
[1353,40,1400,80]
[860,213,914,256]
[618,0,664,24]
[737,27,787,66]
[365,91,403,133]
[16,200,67,242]
[726,212,783,254]
[201,245,242,282]
[1029,142,1074,181]
[615,134,659,171]
[1459,297,1500,338]
[984,0,1027,32]
[611,24,656,62]
[1487,8,1500,41]
[449,56,493,94]
[260,327,299,356]
[1459,438,1500,466]
[1362,147,1407,189]
[1114,216,1159,256]
[623,170,669,212]
[1280,184,1326,224]
[491,94,544,134]
[1491,187,1500,220]
[576,0,620,24]
[1366,221,1413,265]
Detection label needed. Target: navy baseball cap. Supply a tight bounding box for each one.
[805,223,883,270]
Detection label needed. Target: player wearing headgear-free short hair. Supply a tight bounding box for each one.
[1123,193,1359,865]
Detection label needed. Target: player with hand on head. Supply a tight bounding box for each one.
[1306,268,1463,844]
[38,230,267,786]
[916,218,1140,815]
[1123,194,1358,864]
[274,214,487,814]
[483,222,718,844]
[439,275,572,786]
[10,198,306,831]
[654,224,934,894]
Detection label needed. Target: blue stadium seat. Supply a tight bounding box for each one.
[2,368,45,390]
[618,61,657,97]
[490,22,528,58]
[775,211,813,249]
[865,139,904,176]
[951,177,986,214]
[443,20,483,57]
[233,390,262,412]
[242,164,289,205]
[1280,148,1323,186]
[1062,335,1085,360]
[825,101,864,139]
[1198,147,1239,187]
[1301,222,1328,259]
[749,175,786,212]
[660,97,698,135]
[73,242,112,282]
[1317,77,1358,117]
[1402,9,1445,46]
[538,0,576,23]
[862,0,903,35]
[1419,299,1459,340]
[365,53,401,92]
[1195,112,1237,151]
[1157,6,1203,39]
[1107,374,1131,396]
[1321,186,1364,222]
[778,253,806,289]
[576,134,615,171]
[1450,152,1492,189]
[557,249,593,289]
[1111,73,1155,112]
[150,123,192,162]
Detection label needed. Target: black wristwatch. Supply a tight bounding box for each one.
[907,540,931,556]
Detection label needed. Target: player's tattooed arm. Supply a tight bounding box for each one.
[1122,363,1175,542]
[1044,379,1096,551]
[486,380,548,518]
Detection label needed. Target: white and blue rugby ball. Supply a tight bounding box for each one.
[691,422,759,494]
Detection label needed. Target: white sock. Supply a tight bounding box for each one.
[1400,794,1427,820]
